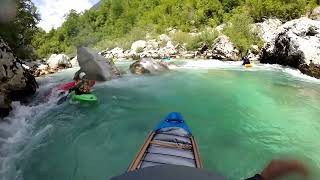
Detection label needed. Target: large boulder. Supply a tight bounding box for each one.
[159,41,177,57]
[77,47,120,81]
[310,6,320,21]
[131,40,147,53]
[0,38,38,118]
[211,35,240,61]
[255,18,282,43]
[129,58,169,75]
[260,17,320,78]
[47,54,71,69]
[145,40,159,50]
[110,47,125,58]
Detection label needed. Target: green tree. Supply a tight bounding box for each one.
[0,0,40,59]
[224,10,263,56]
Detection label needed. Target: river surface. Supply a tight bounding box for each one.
[1,60,320,180]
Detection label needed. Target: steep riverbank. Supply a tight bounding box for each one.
[1,60,320,180]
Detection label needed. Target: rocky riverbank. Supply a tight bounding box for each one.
[98,14,320,79]
[0,38,38,118]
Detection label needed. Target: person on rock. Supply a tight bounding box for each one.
[69,72,93,95]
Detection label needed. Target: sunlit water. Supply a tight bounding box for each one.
[1,60,320,180]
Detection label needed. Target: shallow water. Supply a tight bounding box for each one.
[1,60,320,180]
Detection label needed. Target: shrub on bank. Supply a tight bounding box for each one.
[223,10,264,56]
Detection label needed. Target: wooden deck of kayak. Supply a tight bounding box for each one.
[128,132,203,171]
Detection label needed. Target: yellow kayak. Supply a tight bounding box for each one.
[244,64,253,68]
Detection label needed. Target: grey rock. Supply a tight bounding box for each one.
[0,37,38,117]
[260,17,320,78]
[77,47,120,81]
[47,54,71,69]
[212,35,240,61]
[129,58,169,75]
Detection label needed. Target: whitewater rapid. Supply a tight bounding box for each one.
[0,60,319,180]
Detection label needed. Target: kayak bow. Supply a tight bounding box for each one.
[128,112,202,171]
[71,92,98,102]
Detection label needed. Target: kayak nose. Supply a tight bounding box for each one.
[166,112,183,121]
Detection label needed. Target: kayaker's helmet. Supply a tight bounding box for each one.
[79,72,86,79]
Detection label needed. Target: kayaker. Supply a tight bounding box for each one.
[242,56,251,65]
[69,72,92,95]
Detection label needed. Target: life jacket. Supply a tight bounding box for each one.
[79,81,90,93]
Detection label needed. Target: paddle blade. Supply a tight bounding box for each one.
[57,95,68,105]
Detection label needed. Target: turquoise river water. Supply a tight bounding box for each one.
[1,60,320,180]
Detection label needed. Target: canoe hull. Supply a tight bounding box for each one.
[128,112,202,171]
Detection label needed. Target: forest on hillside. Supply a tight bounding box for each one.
[1,0,318,59]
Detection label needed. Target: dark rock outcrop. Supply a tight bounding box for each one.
[0,37,38,118]
[260,17,320,79]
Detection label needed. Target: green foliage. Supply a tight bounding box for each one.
[0,0,40,59]
[244,0,317,22]
[171,30,218,50]
[223,11,263,56]
[31,0,318,58]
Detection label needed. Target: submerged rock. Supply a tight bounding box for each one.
[0,38,38,118]
[77,47,121,81]
[212,35,240,61]
[260,17,320,78]
[129,58,169,75]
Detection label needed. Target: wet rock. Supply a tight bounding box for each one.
[0,37,38,117]
[47,54,71,69]
[129,58,169,75]
[212,35,240,61]
[260,17,320,78]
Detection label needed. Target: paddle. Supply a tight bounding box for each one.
[57,91,71,105]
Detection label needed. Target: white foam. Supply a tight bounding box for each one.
[178,60,320,84]
[0,82,62,180]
